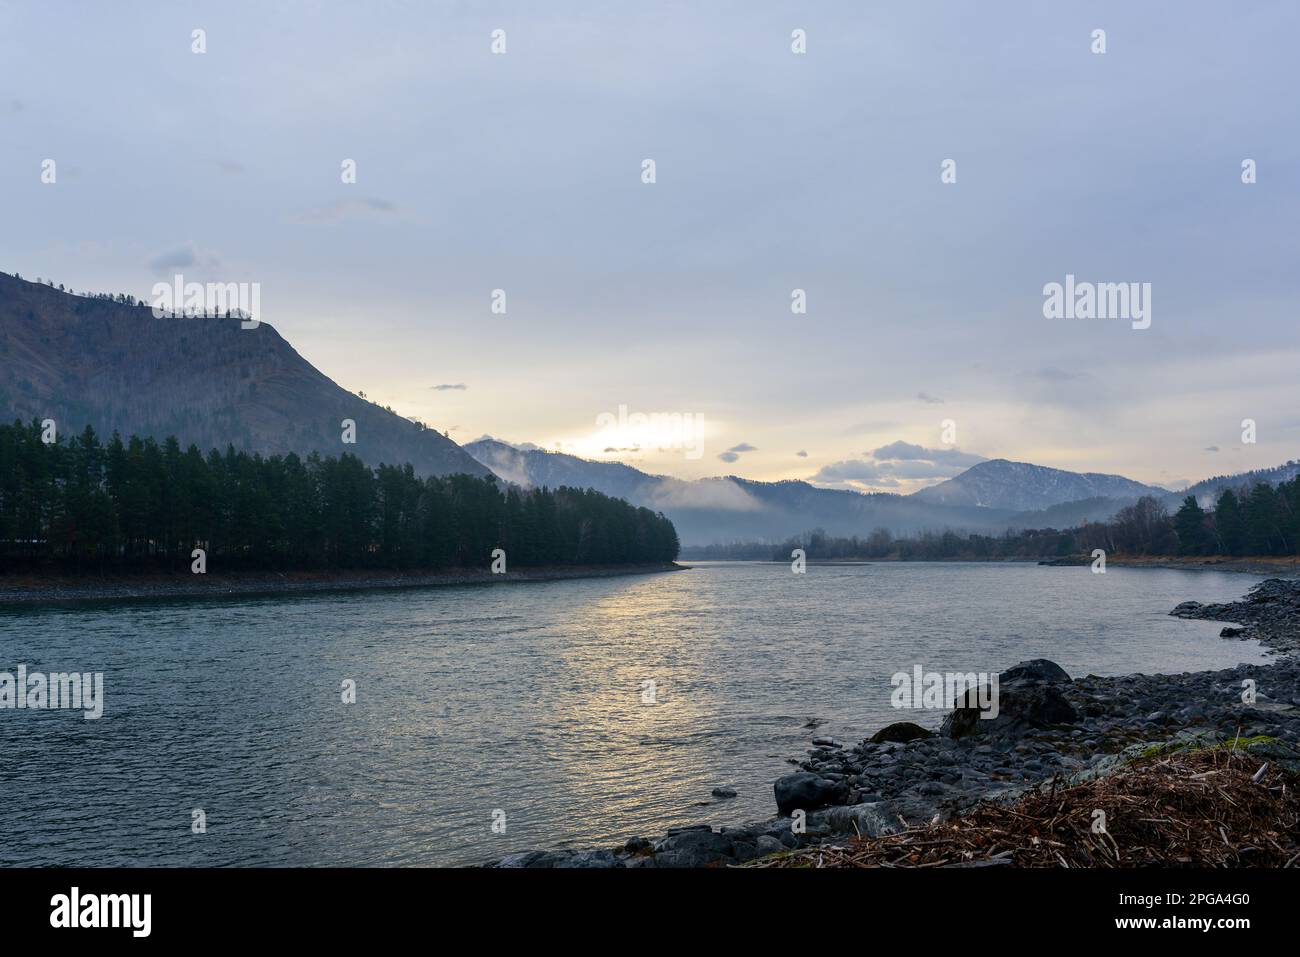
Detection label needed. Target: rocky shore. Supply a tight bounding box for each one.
[493,578,1300,868]
[0,563,684,606]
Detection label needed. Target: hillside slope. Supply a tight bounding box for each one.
[0,272,489,477]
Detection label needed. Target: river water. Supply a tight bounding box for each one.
[0,562,1266,866]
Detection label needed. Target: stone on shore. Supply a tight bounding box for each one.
[999,658,1071,684]
[941,658,1078,739]
[773,771,849,815]
[870,721,933,743]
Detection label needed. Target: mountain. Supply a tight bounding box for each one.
[910,458,1166,511]
[0,272,490,477]
[658,476,1025,544]
[465,438,660,503]
[465,441,1251,545]
[465,439,1030,544]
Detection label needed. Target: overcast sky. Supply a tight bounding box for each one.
[3,1,1297,493]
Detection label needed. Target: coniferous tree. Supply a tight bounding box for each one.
[1173,496,1210,556]
[1214,488,1246,556]
[0,422,679,573]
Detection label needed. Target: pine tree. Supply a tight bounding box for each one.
[1173,496,1209,556]
[1213,488,1246,556]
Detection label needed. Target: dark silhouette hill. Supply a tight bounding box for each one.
[0,271,489,477]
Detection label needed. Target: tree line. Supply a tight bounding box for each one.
[682,482,1300,562]
[0,420,680,573]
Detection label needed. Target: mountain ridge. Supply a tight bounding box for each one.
[910,458,1167,511]
[0,272,490,478]
[466,439,1297,546]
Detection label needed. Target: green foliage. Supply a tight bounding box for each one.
[0,420,679,572]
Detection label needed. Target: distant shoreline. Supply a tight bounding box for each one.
[0,563,687,607]
[684,555,1300,576]
[1037,555,1300,576]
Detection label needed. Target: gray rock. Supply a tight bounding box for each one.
[654,828,736,867]
[1000,659,1072,685]
[869,721,934,744]
[941,681,1078,739]
[774,771,850,815]
[755,834,785,855]
[496,849,622,868]
[807,802,900,838]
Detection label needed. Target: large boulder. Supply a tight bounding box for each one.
[870,721,934,744]
[999,659,1071,685]
[773,772,849,815]
[941,659,1077,739]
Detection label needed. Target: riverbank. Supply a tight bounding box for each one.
[491,578,1300,868]
[688,555,1300,576]
[754,743,1300,868]
[0,562,686,606]
[1040,554,1300,577]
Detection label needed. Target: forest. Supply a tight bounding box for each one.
[0,420,680,573]
[684,482,1300,563]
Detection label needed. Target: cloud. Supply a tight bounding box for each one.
[718,442,757,463]
[916,391,944,404]
[808,439,987,492]
[809,460,903,491]
[796,449,808,458]
[431,383,467,391]
[217,160,244,175]
[647,477,764,512]
[147,242,221,276]
[870,441,985,467]
[289,196,410,225]
[810,460,888,483]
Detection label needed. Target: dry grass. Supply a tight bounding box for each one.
[751,747,1300,868]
